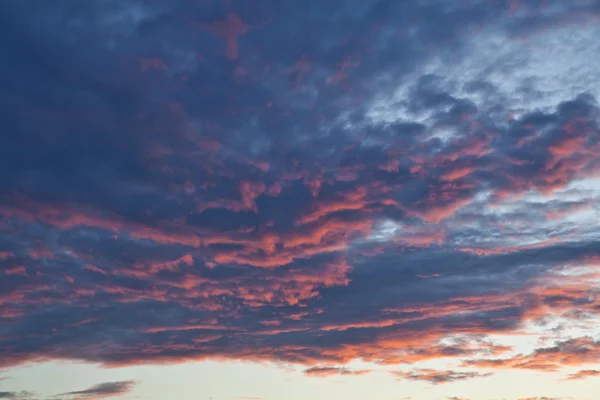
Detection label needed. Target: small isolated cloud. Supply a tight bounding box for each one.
[0,393,35,400]
[392,369,492,385]
[304,366,372,377]
[517,397,565,400]
[58,381,137,399]
[565,369,600,380]
[0,382,136,400]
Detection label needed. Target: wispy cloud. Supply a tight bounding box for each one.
[304,367,372,377]
[565,369,600,380]
[58,381,137,399]
[392,369,492,385]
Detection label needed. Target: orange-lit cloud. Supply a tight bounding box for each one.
[565,369,600,380]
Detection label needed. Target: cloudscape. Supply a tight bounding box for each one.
[1,1,599,399]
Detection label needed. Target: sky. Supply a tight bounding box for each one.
[0,0,600,399]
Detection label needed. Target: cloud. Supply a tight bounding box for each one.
[392,369,492,385]
[463,337,600,372]
[517,397,565,400]
[0,393,35,400]
[0,382,135,400]
[303,367,372,377]
[58,381,136,399]
[0,0,599,390]
[565,369,600,380]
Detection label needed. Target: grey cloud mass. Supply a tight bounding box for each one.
[0,3,599,399]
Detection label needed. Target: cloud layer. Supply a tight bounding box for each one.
[0,1,599,397]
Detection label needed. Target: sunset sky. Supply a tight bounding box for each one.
[1,1,600,399]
